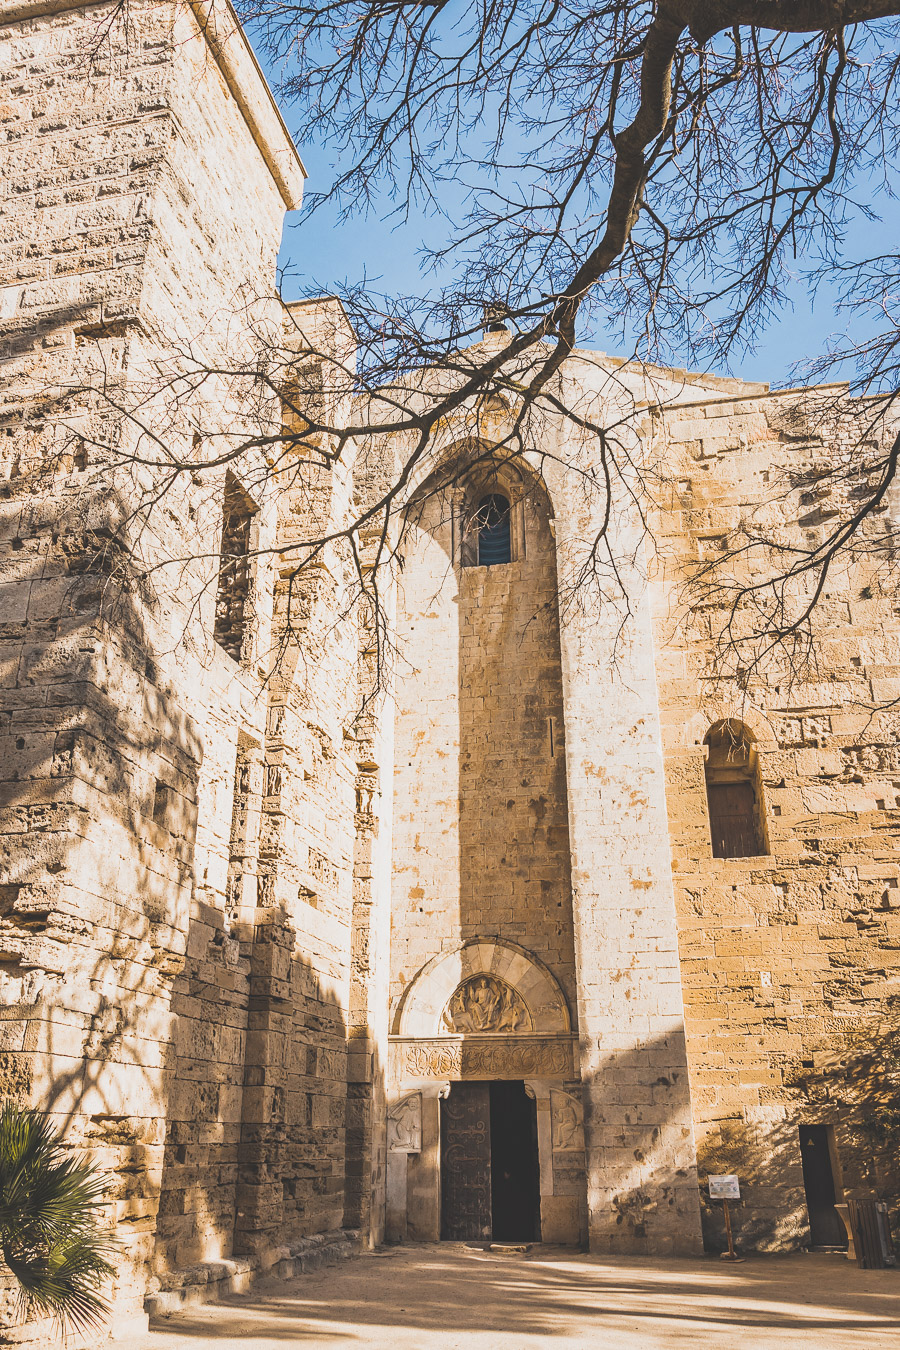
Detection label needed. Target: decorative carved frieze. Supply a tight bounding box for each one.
[405,1043,462,1077]
[394,1035,576,1080]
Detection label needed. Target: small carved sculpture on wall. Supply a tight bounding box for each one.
[441,976,532,1033]
[388,1093,422,1152]
[551,1090,585,1152]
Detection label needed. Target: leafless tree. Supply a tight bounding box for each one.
[62,0,900,689]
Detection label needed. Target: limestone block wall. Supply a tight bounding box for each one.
[384,349,749,1256]
[652,388,900,1250]
[0,0,375,1332]
[139,0,303,348]
[228,396,362,1256]
[390,468,578,1021]
[0,0,168,353]
[0,0,201,1294]
[540,384,704,1256]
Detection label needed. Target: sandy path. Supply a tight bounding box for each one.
[111,1244,900,1349]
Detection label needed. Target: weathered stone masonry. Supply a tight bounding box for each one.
[653,387,900,1251]
[0,0,898,1339]
[0,0,385,1334]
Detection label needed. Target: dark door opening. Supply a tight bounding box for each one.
[440,1080,540,1242]
[707,781,762,858]
[799,1124,848,1249]
[490,1080,540,1241]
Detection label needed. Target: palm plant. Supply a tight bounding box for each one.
[0,1102,116,1333]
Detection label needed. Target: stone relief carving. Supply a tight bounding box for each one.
[407,1043,463,1078]
[551,1090,585,1152]
[403,1037,573,1079]
[397,939,570,1038]
[441,976,532,1033]
[355,775,378,814]
[387,1093,422,1152]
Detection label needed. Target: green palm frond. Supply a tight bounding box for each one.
[0,1102,117,1333]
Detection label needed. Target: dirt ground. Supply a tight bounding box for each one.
[111,1244,900,1349]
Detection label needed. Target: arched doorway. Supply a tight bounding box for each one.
[386,939,586,1246]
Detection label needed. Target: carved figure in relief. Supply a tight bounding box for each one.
[441,976,531,1033]
[388,1093,422,1152]
[551,1090,585,1152]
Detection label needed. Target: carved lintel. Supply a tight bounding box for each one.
[394,1035,576,1080]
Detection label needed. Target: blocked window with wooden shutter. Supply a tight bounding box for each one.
[704,720,767,859]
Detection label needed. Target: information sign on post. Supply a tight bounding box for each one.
[707,1175,743,1260]
[708,1174,740,1201]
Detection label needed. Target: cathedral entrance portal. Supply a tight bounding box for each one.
[388,940,586,1245]
[440,1081,540,1242]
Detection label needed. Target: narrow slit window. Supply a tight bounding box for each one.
[152,780,170,828]
[476,493,511,566]
[214,473,257,662]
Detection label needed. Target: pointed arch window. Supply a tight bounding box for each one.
[453,459,543,567]
[704,720,767,858]
[475,493,511,565]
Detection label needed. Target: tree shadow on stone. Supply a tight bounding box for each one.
[0,483,207,1337]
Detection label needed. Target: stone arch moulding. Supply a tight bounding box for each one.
[402,437,558,568]
[393,938,571,1037]
[686,707,777,750]
[404,428,556,509]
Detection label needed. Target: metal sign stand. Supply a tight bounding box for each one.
[707,1174,745,1262]
[721,1198,744,1262]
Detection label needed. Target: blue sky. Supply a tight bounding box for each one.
[265,49,896,391]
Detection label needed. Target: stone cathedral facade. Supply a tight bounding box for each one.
[1,0,899,1337]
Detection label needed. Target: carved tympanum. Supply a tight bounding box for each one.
[441,975,532,1033]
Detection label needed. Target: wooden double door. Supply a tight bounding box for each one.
[440,1080,540,1242]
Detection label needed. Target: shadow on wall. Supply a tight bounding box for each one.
[0,489,208,1329]
[155,924,353,1273]
[697,1115,812,1253]
[580,1026,702,1255]
[0,485,363,1333]
[581,1019,900,1255]
[695,1013,900,1256]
